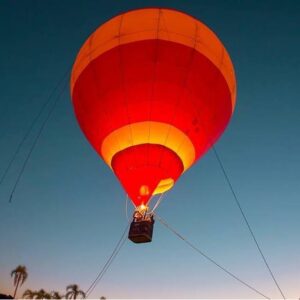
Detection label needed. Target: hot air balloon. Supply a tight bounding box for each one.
[71,8,236,243]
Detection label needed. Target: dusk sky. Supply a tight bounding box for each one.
[1,0,300,298]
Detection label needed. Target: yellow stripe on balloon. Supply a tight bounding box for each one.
[153,178,174,195]
[100,121,196,171]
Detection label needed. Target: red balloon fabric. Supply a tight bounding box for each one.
[71,8,236,206]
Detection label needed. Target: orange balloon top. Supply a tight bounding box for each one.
[71,8,236,110]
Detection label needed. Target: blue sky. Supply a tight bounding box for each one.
[0,0,300,298]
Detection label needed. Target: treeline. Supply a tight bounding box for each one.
[6,265,105,299]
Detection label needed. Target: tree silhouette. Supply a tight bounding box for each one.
[65,284,85,299]
[51,291,63,299]
[11,265,28,298]
[23,289,36,299]
[34,289,51,299]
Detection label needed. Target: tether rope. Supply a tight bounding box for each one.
[0,68,70,191]
[212,146,285,299]
[85,223,129,297]
[156,214,271,299]
[151,192,165,213]
[125,194,129,221]
[8,76,69,203]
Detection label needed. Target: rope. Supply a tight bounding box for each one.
[125,194,130,221]
[156,214,271,299]
[8,76,69,203]
[212,146,286,299]
[151,192,165,213]
[85,223,129,297]
[0,68,70,190]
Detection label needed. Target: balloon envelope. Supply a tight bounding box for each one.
[71,8,236,206]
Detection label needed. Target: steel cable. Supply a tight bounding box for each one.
[212,146,285,299]
[8,76,69,202]
[156,214,271,299]
[85,223,129,297]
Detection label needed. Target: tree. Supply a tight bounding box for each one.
[51,291,63,299]
[65,284,85,299]
[11,265,28,298]
[23,289,36,299]
[0,294,13,299]
[34,289,51,299]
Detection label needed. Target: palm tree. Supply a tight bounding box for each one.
[34,289,51,299]
[51,291,63,299]
[11,265,28,298]
[23,289,36,299]
[65,284,85,299]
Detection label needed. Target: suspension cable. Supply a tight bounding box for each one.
[212,146,285,299]
[156,214,271,299]
[85,223,129,297]
[0,68,70,190]
[8,76,69,203]
[151,192,165,213]
[125,194,130,221]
